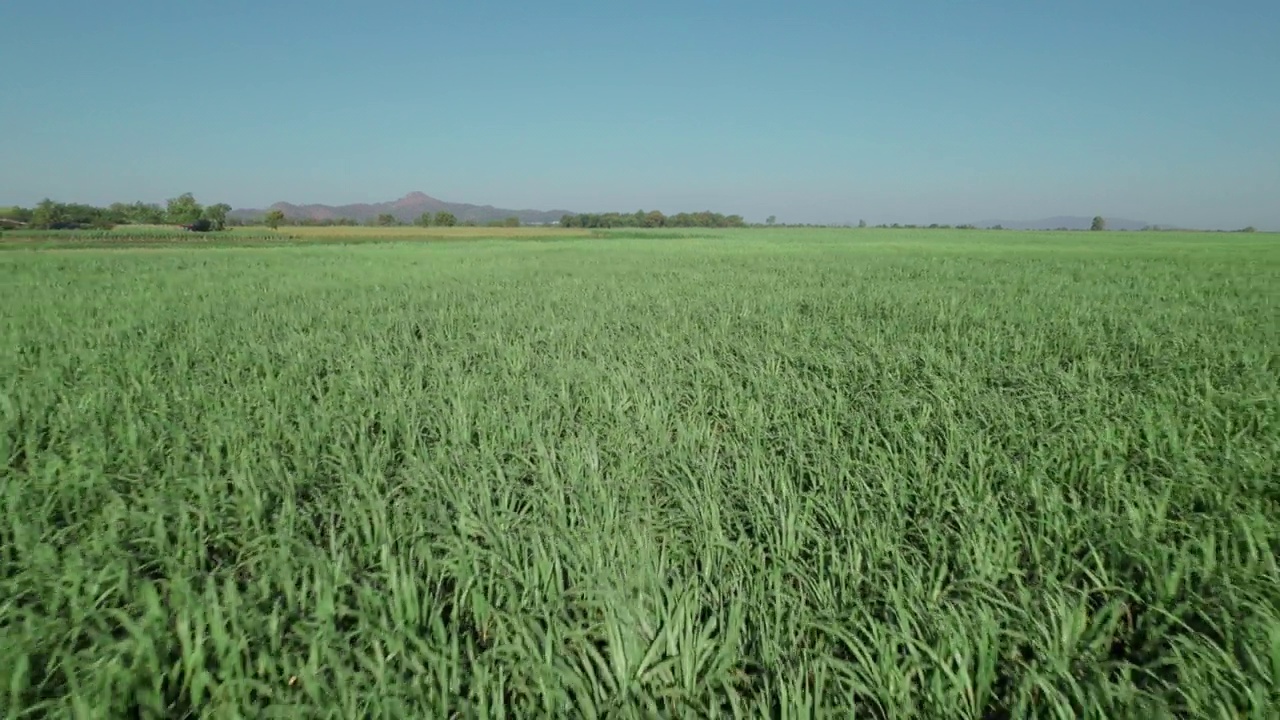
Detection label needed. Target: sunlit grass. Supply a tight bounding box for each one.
[1,231,1277,717]
[276,224,593,239]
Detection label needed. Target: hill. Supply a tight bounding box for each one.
[229,192,574,225]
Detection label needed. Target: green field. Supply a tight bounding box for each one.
[2,229,1278,717]
[0,224,598,249]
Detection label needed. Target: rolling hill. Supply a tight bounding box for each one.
[229,192,574,225]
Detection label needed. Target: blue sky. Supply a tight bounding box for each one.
[2,0,1277,228]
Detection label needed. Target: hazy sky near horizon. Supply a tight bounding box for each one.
[2,0,1277,228]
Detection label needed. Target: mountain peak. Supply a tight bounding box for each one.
[392,191,439,208]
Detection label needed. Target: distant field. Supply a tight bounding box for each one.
[2,230,1277,716]
[0,223,596,249]
[3,222,1272,249]
[276,224,595,239]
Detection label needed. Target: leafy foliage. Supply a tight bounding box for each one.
[1,230,1277,717]
[166,193,204,225]
[559,210,746,228]
[8,196,229,230]
[25,198,117,229]
[202,203,233,231]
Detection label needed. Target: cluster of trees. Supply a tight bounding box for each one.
[259,211,467,228]
[5,201,1263,235]
[410,211,459,227]
[278,217,361,227]
[858,222,981,230]
[255,211,508,229]
[558,210,745,229]
[363,212,516,227]
[0,194,233,231]
[260,211,522,228]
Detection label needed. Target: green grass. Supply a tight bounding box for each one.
[0,225,301,248]
[2,229,1278,718]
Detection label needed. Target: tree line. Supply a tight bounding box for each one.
[1,197,748,232]
[250,213,466,229]
[1,199,533,231]
[0,194,233,231]
[321,212,505,228]
[8,200,1256,234]
[558,210,745,228]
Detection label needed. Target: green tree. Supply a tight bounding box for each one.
[0,205,34,224]
[124,202,165,224]
[502,216,520,227]
[766,215,776,226]
[1240,226,1257,233]
[166,193,203,225]
[1091,216,1106,231]
[264,209,286,230]
[107,203,132,224]
[203,203,232,231]
[434,211,457,227]
[415,212,433,227]
[30,199,67,229]
[376,213,396,227]
[858,219,867,228]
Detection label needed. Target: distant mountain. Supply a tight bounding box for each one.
[974,216,1155,231]
[229,192,574,225]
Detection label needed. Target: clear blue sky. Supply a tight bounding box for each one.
[2,0,1277,228]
